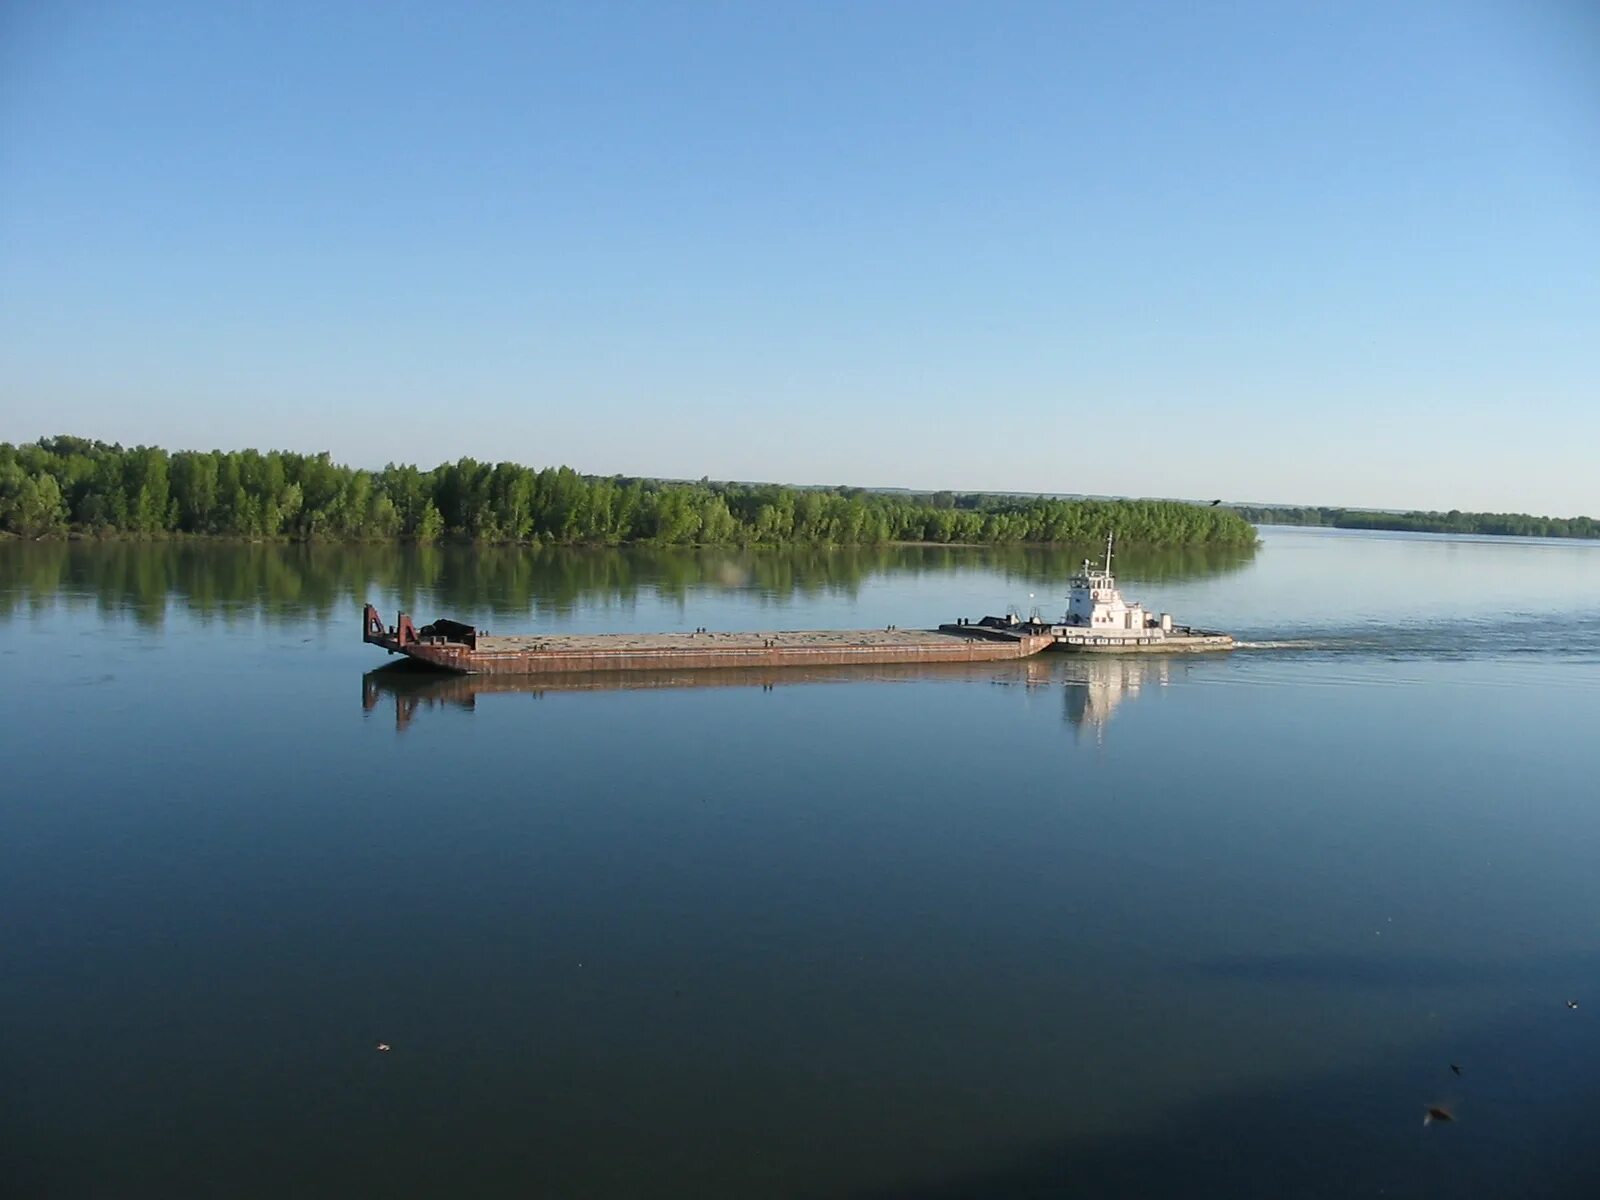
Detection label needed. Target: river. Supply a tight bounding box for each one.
[3,527,1598,1197]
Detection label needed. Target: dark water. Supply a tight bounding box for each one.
[4,528,1599,1198]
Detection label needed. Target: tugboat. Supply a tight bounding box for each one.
[1049,532,1233,652]
[965,533,1234,653]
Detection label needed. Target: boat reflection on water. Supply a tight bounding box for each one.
[1060,655,1172,737]
[362,659,1047,732]
[363,654,1191,735]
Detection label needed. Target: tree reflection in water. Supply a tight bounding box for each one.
[0,539,1255,627]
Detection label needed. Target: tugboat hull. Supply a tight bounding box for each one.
[1048,631,1234,653]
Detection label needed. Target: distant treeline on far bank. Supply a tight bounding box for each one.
[1,436,1256,547]
[1232,504,1600,540]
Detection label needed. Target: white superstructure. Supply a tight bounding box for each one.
[1058,533,1173,638]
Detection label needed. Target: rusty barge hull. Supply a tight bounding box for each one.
[363,604,1052,676]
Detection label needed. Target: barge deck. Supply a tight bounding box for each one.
[363,604,1053,675]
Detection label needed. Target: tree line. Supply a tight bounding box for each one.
[1234,504,1600,540]
[0,436,1257,546]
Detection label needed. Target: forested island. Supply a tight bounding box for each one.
[0,436,1255,547]
[1233,504,1600,540]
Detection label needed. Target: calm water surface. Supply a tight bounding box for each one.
[3,527,1599,1197]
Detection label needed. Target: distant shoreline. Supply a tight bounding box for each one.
[1233,504,1600,541]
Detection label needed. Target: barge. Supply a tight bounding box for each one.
[362,604,1053,675]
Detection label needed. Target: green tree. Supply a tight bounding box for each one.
[416,502,445,542]
[0,467,68,536]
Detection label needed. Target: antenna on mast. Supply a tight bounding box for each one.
[1104,530,1115,575]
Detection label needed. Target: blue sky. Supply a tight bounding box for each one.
[2,1,1597,513]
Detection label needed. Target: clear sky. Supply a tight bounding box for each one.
[2,1,1597,513]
